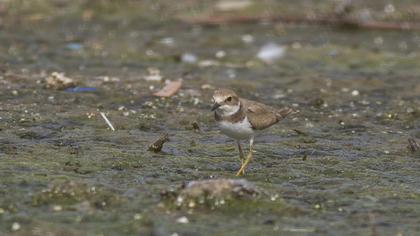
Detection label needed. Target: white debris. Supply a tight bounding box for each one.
[351,90,360,96]
[257,43,286,63]
[241,34,254,44]
[45,72,76,90]
[384,4,395,14]
[198,60,220,67]
[341,87,350,93]
[374,37,384,46]
[160,37,175,46]
[215,50,226,58]
[133,213,142,220]
[215,0,253,11]
[181,53,198,64]
[11,222,20,231]
[100,112,115,131]
[53,205,63,211]
[201,84,215,90]
[143,68,163,81]
[291,42,302,49]
[176,216,189,224]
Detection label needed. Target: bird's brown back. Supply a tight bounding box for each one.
[240,98,292,130]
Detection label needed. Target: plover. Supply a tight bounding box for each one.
[211,88,293,176]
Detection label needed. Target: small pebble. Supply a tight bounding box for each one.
[201,84,214,90]
[374,37,384,45]
[133,213,142,220]
[176,216,189,224]
[181,53,198,64]
[257,43,286,63]
[241,34,254,44]
[53,205,63,211]
[270,194,279,201]
[351,90,360,96]
[160,37,175,46]
[384,4,395,14]
[11,222,20,231]
[341,87,349,93]
[291,42,302,49]
[215,50,226,58]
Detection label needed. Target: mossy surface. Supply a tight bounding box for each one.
[0,1,420,235]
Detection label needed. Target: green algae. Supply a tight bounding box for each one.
[0,0,420,235]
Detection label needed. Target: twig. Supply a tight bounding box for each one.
[368,211,377,236]
[293,129,308,136]
[182,15,420,31]
[192,121,200,132]
[99,112,115,131]
[408,138,420,153]
[148,133,170,153]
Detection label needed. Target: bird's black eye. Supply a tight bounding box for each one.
[226,96,232,102]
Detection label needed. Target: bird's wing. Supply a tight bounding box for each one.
[241,99,280,130]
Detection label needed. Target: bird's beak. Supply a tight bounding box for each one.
[211,103,221,111]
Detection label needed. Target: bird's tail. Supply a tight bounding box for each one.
[276,107,298,120]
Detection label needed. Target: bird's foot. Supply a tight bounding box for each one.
[235,152,252,176]
[235,167,245,176]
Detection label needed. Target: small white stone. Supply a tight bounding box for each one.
[270,194,279,201]
[305,122,314,128]
[215,50,226,58]
[374,37,384,45]
[160,37,175,46]
[11,222,20,231]
[201,84,214,90]
[181,53,198,64]
[188,201,196,208]
[351,90,360,96]
[341,87,350,93]
[291,42,302,49]
[176,216,189,224]
[257,43,286,63]
[384,4,395,14]
[241,34,254,44]
[53,205,63,211]
[134,213,142,220]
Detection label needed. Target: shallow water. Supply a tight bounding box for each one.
[1,1,420,235]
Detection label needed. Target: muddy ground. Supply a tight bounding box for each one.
[0,1,420,235]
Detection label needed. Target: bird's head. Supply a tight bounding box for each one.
[211,88,240,116]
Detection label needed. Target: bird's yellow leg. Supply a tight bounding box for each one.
[236,137,254,176]
[236,140,245,175]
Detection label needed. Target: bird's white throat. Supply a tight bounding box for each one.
[216,103,240,116]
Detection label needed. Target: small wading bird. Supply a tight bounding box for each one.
[211,88,293,176]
